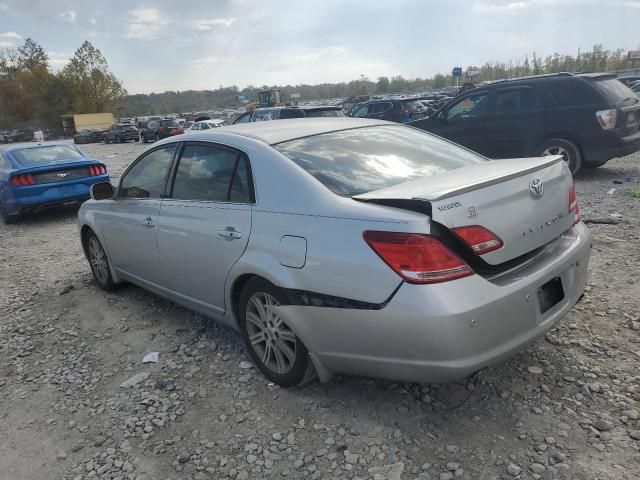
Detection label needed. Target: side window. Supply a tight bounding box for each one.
[494,88,541,115]
[446,93,489,122]
[119,145,175,199]
[353,104,369,117]
[367,103,382,114]
[235,112,252,124]
[171,144,240,202]
[547,80,600,107]
[191,124,200,131]
[200,123,210,130]
[0,152,8,168]
[229,157,252,203]
[253,110,275,121]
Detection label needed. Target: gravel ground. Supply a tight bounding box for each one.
[1,140,639,480]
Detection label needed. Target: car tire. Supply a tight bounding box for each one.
[535,138,582,175]
[155,133,160,142]
[84,231,117,291]
[141,134,147,143]
[0,203,20,224]
[105,136,110,144]
[582,159,609,168]
[238,277,315,387]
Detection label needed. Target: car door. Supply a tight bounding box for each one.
[99,144,177,287]
[428,92,490,153]
[351,104,370,118]
[157,142,253,313]
[482,86,544,158]
[369,102,393,120]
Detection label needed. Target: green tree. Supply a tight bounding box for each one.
[17,38,48,71]
[62,41,127,113]
[376,76,390,93]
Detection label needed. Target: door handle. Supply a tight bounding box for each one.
[217,228,242,240]
[143,217,155,227]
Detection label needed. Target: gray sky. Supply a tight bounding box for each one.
[0,0,639,94]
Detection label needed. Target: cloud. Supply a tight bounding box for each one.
[0,31,22,39]
[188,56,221,68]
[0,41,14,48]
[0,3,7,10]
[190,17,235,31]
[125,7,169,39]
[48,51,70,69]
[293,46,348,61]
[60,10,76,23]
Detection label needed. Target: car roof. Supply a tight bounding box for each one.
[0,140,75,153]
[174,118,390,145]
[299,105,342,110]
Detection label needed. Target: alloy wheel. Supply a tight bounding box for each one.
[88,236,109,285]
[542,145,570,165]
[245,292,297,375]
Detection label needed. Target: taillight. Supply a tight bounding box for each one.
[159,127,166,133]
[11,173,35,186]
[451,226,503,255]
[88,165,107,176]
[363,231,474,284]
[568,182,580,225]
[595,109,617,130]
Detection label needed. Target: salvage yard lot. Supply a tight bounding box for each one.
[1,142,639,480]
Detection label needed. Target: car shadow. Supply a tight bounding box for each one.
[575,164,638,182]
[12,205,80,226]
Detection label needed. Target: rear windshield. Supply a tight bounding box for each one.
[274,125,484,196]
[10,145,83,165]
[304,109,345,118]
[160,120,178,127]
[591,79,636,103]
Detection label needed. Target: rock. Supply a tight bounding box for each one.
[56,451,67,460]
[593,419,613,431]
[622,409,639,420]
[293,459,304,469]
[286,432,295,445]
[344,451,359,464]
[506,464,521,476]
[247,454,257,464]
[528,366,544,375]
[119,372,150,388]
[177,452,190,464]
[446,462,459,471]
[629,431,640,440]
[272,432,283,441]
[529,463,545,474]
[440,473,453,480]
[239,360,254,369]
[368,461,405,480]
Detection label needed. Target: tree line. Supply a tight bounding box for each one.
[0,40,636,130]
[0,39,126,130]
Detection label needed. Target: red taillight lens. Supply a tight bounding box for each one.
[451,225,503,255]
[11,173,35,186]
[595,109,617,130]
[88,165,106,176]
[569,182,580,225]
[363,231,474,284]
[159,127,166,133]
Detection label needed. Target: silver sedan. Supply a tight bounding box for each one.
[78,118,591,387]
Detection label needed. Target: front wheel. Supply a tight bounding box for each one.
[535,138,582,175]
[238,278,315,387]
[85,231,116,291]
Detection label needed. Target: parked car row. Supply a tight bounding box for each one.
[233,106,344,124]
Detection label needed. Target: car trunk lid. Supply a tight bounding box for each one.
[355,156,573,266]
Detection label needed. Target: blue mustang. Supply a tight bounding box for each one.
[0,141,109,223]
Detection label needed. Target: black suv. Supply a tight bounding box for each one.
[349,99,428,123]
[105,124,139,143]
[141,119,179,142]
[411,73,640,173]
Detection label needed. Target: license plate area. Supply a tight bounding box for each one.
[537,277,564,314]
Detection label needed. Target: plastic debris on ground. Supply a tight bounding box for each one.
[143,351,159,363]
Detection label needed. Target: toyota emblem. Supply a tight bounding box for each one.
[529,178,543,198]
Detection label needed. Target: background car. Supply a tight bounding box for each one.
[186,119,226,132]
[0,142,109,223]
[299,106,345,118]
[411,73,640,173]
[78,118,590,387]
[105,124,140,143]
[74,128,105,144]
[141,118,179,142]
[233,106,343,124]
[349,98,428,123]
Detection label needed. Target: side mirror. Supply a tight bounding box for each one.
[91,182,114,200]
[438,110,448,123]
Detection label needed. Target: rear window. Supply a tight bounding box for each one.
[279,109,305,120]
[591,79,636,103]
[10,145,83,165]
[274,125,484,196]
[304,109,345,118]
[160,120,178,128]
[403,101,425,112]
[547,79,602,107]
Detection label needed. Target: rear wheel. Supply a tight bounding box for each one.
[105,136,110,144]
[155,133,160,142]
[0,204,20,224]
[238,278,314,387]
[85,231,116,291]
[535,138,582,175]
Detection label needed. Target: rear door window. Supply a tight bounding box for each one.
[352,104,369,117]
[446,93,489,122]
[253,109,276,121]
[170,144,252,203]
[493,88,542,115]
[234,112,252,123]
[119,145,175,198]
[279,109,305,119]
